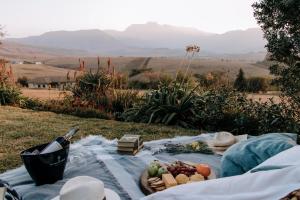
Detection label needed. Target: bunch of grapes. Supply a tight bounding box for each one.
[167,162,196,177]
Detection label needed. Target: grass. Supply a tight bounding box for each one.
[12,64,75,80]
[0,106,199,173]
[44,56,271,79]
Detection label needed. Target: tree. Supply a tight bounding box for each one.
[253,0,300,102]
[17,76,29,87]
[247,77,268,93]
[234,69,247,92]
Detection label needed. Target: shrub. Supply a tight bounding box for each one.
[195,71,230,89]
[18,96,42,109]
[123,81,201,128]
[234,69,247,92]
[17,76,29,87]
[123,82,300,135]
[37,99,111,119]
[0,86,21,105]
[247,77,268,93]
[0,60,21,105]
[67,61,139,118]
[111,89,140,114]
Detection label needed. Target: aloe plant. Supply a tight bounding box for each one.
[123,82,200,128]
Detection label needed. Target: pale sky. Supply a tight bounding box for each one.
[1,0,259,38]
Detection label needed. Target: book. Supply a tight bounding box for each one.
[118,144,144,152]
[117,144,144,155]
[117,134,143,155]
[118,139,143,148]
[118,135,141,143]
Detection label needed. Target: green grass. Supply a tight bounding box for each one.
[0,106,199,173]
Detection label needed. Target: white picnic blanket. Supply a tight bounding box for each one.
[142,145,300,200]
[0,134,221,200]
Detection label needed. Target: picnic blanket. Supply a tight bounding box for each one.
[142,145,300,200]
[0,134,221,200]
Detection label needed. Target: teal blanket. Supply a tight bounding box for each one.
[221,133,297,177]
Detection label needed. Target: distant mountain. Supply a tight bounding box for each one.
[105,22,266,54]
[7,29,126,54]
[6,22,267,57]
[105,22,214,49]
[0,41,89,59]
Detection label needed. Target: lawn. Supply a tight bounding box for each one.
[0,106,199,173]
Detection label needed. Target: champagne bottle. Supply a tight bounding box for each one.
[40,127,79,154]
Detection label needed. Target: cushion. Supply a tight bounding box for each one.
[221,133,297,177]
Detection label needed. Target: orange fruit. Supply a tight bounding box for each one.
[196,164,211,177]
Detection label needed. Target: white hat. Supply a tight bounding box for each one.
[211,132,236,147]
[52,176,120,200]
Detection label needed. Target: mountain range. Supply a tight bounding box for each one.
[5,22,266,57]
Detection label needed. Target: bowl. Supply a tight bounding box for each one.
[20,142,69,186]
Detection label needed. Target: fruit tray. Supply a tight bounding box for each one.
[140,160,216,195]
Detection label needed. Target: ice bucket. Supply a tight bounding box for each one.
[20,142,69,186]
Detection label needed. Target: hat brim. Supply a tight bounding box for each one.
[50,188,120,200]
[51,196,59,200]
[105,188,120,200]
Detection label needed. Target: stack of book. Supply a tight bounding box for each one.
[118,135,143,155]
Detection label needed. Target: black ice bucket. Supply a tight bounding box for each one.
[20,142,70,186]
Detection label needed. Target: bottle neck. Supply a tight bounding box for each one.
[64,127,79,141]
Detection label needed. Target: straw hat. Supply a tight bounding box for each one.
[212,132,236,147]
[51,176,120,200]
[208,132,248,155]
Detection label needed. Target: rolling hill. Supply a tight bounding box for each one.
[43,56,271,79]
[105,22,266,54]
[0,41,89,59]
[6,22,267,57]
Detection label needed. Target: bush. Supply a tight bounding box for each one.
[234,69,247,92]
[247,77,268,93]
[123,82,200,128]
[67,64,139,118]
[111,90,140,114]
[18,96,42,109]
[123,80,300,135]
[0,60,21,105]
[35,99,111,119]
[0,86,21,105]
[195,71,230,89]
[17,76,29,87]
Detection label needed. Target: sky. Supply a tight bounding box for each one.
[1,0,259,38]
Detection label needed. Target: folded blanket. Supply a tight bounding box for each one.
[221,133,297,177]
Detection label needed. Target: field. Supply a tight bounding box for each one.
[21,88,68,100]
[21,88,281,104]
[7,56,271,87]
[43,56,271,79]
[12,63,75,80]
[0,106,198,173]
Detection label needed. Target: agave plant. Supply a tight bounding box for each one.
[123,82,200,128]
